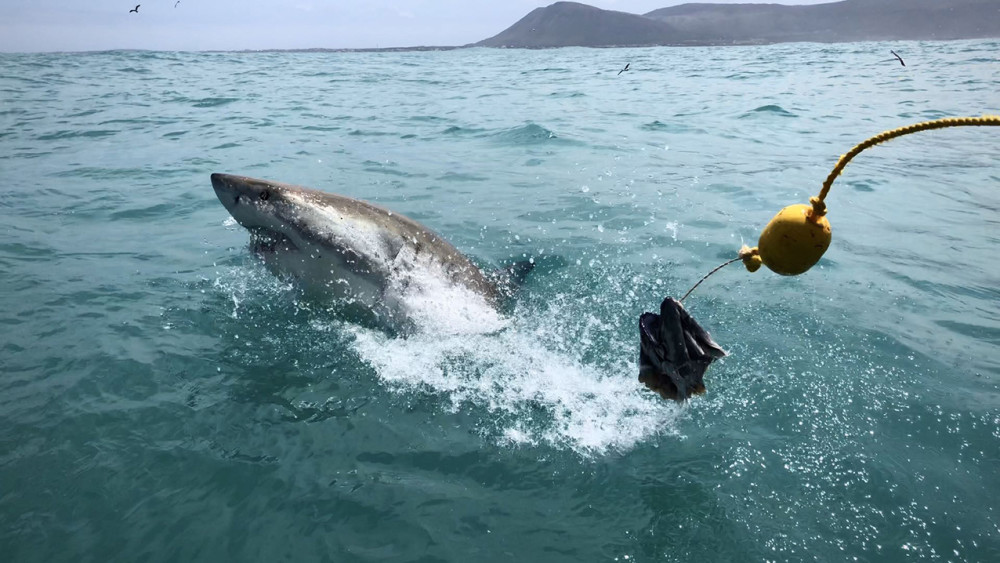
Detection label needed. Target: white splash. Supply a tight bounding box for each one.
[349,309,681,457]
[389,270,509,335]
[218,257,680,457]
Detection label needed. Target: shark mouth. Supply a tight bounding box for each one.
[248,228,297,255]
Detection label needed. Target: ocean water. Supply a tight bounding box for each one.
[1,41,999,562]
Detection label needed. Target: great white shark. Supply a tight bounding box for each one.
[211,173,529,329]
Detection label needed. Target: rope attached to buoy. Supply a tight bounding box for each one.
[679,115,1000,301]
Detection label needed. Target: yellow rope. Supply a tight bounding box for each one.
[687,114,1000,297]
[817,115,1000,203]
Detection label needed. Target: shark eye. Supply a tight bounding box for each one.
[259,191,270,201]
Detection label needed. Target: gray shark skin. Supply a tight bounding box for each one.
[211,173,511,328]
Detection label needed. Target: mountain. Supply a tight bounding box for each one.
[475,0,1000,48]
[475,2,688,48]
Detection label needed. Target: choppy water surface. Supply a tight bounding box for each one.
[1,42,999,562]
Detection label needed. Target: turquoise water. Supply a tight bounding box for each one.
[1,42,999,562]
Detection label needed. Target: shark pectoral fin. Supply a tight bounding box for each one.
[503,259,535,286]
[490,259,536,299]
[638,297,726,402]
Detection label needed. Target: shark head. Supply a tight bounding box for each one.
[211,173,302,236]
[211,172,366,264]
[211,172,386,304]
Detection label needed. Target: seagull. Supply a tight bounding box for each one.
[891,50,905,66]
[617,62,630,76]
[129,4,140,13]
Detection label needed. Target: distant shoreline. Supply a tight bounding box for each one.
[8,36,999,57]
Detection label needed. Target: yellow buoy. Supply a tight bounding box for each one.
[739,196,831,276]
[757,197,831,275]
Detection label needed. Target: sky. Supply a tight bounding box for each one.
[1,0,834,53]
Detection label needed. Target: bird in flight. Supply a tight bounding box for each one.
[129,4,140,13]
[889,50,905,66]
[175,1,180,7]
[617,62,630,76]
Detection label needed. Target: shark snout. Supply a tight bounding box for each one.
[211,173,239,209]
[211,172,272,213]
[211,173,288,232]
[210,172,236,191]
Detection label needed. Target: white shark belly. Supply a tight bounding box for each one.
[254,237,385,309]
[255,234,502,333]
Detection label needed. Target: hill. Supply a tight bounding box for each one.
[475,0,1000,48]
[476,2,687,48]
